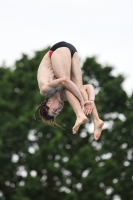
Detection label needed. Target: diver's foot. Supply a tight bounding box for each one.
[72,116,88,134]
[94,119,104,140]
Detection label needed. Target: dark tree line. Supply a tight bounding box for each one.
[0,47,133,200]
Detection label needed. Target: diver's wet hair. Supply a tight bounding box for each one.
[37,98,62,128]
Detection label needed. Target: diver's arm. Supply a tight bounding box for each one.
[40,77,84,107]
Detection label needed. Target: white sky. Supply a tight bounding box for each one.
[1,0,133,95]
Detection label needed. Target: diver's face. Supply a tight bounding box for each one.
[46,99,64,117]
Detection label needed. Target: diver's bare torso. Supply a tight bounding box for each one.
[37,52,54,90]
[37,50,67,100]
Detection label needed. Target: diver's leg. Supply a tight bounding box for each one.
[83,85,104,140]
[64,89,88,133]
[71,54,104,139]
[91,103,104,140]
[71,52,88,101]
[51,48,88,133]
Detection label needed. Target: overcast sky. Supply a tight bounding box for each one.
[1,0,133,95]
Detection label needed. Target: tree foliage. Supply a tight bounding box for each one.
[0,48,133,200]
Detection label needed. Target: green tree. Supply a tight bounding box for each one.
[0,48,133,200]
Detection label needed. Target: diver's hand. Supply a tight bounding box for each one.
[84,100,94,115]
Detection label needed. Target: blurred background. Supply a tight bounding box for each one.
[0,0,133,200]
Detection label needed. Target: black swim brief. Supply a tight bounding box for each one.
[49,41,77,58]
